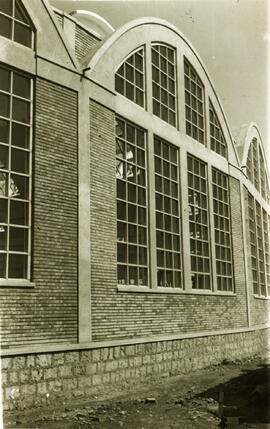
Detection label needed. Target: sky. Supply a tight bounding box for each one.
[50,0,269,155]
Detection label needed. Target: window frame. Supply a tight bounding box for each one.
[0,65,34,286]
[184,57,205,145]
[151,43,177,127]
[115,46,145,108]
[0,0,35,49]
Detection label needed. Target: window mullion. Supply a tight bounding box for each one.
[180,150,191,291]
[208,165,216,291]
[148,130,157,289]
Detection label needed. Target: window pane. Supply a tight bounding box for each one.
[13,74,31,99]
[0,119,9,144]
[0,225,7,250]
[8,253,27,278]
[0,199,7,222]
[0,253,6,277]
[11,123,29,148]
[0,93,10,117]
[14,22,32,48]
[9,226,28,251]
[0,0,13,14]
[15,0,31,24]
[11,147,29,174]
[10,174,28,199]
[0,144,9,169]
[0,68,10,92]
[10,200,28,225]
[12,98,30,123]
[0,15,12,39]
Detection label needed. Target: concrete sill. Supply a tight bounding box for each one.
[117,285,236,297]
[0,280,35,288]
[253,294,270,300]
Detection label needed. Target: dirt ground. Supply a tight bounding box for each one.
[4,353,270,429]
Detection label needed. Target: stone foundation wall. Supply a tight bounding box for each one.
[1,328,269,411]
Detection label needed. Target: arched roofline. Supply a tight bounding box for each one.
[84,16,240,166]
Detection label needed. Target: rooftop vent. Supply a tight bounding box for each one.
[69,10,114,39]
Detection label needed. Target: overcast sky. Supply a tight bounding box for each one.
[50,0,269,155]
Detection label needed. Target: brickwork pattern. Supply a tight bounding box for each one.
[90,101,248,342]
[2,329,269,411]
[0,79,78,347]
[75,26,100,63]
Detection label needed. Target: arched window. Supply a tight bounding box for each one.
[151,44,177,127]
[209,100,227,159]
[246,138,270,201]
[184,58,205,144]
[115,47,145,108]
[0,0,34,48]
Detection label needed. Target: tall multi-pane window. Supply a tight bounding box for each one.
[253,141,260,192]
[187,155,211,289]
[263,210,270,296]
[116,118,148,286]
[209,100,227,159]
[259,147,266,200]
[0,0,34,48]
[255,201,266,296]
[212,169,233,291]
[247,192,270,297]
[247,193,259,295]
[115,47,145,107]
[184,59,205,144]
[151,44,177,127]
[0,66,32,280]
[154,137,181,288]
[246,138,270,201]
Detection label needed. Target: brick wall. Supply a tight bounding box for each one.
[0,79,78,347]
[75,26,101,63]
[89,100,248,342]
[2,328,269,411]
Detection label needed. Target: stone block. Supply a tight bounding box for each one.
[26,356,36,368]
[85,362,97,375]
[1,357,12,371]
[8,371,19,384]
[13,357,26,370]
[53,353,65,366]
[92,374,102,386]
[58,365,73,378]
[78,375,92,389]
[43,367,58,380]
[36,382,47,395]
[36,354,52,368]
[62,378,78,391]
[47,379,62,392]
[19,369,31,383]
[65,352,79,363]
[32,369,44,382]
[92,349,100,362]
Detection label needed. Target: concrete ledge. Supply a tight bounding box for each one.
[2,324,270,357]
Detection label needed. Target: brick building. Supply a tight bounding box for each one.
[0,0,269,410]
